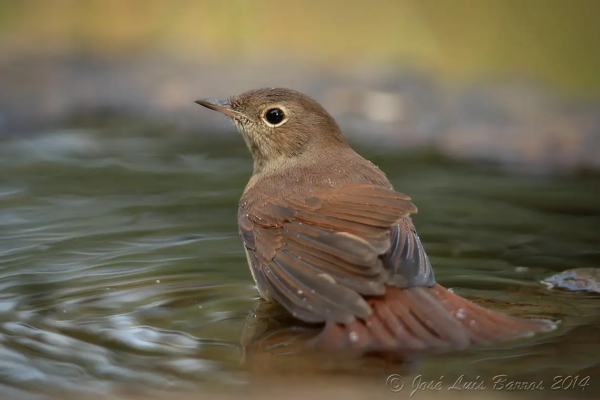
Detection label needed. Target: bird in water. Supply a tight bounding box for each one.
[195,88,556,352]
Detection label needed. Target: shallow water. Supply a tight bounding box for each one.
[0,127,599,399]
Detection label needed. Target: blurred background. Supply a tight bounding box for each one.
[1,1,599,400]
[1,0,600,172]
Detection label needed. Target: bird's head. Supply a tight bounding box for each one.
[196,88,348,172]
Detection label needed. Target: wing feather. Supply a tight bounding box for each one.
[239,184,436,323]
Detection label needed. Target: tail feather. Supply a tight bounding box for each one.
[313,284,556,352]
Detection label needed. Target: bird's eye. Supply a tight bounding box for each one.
[264,108,286,126]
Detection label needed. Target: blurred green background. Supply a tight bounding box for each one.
[3,0,599,172]
[2,0,600,94]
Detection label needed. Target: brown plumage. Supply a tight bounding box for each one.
[195,88,556,352]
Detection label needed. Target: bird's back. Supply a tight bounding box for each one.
[241,147,392,210]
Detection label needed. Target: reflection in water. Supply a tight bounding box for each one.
[239,293,599,382]
[0,128,599,398]
[241,300,421,377]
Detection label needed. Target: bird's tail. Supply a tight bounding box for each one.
[314,284,556,352]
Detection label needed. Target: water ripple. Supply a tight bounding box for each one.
[0,129,598,398]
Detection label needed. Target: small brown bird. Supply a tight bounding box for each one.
[196,88,556,352]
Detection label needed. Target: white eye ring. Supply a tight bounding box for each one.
[262,105,288,127]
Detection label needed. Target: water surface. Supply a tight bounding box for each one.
[0,127,598,399]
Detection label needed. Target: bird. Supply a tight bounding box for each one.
[195,88,556,352]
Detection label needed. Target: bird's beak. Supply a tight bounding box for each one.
[194,98,243,118]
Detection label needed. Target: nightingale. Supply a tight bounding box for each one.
[195,88,556,352]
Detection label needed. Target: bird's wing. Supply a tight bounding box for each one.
[238,183,435,323]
